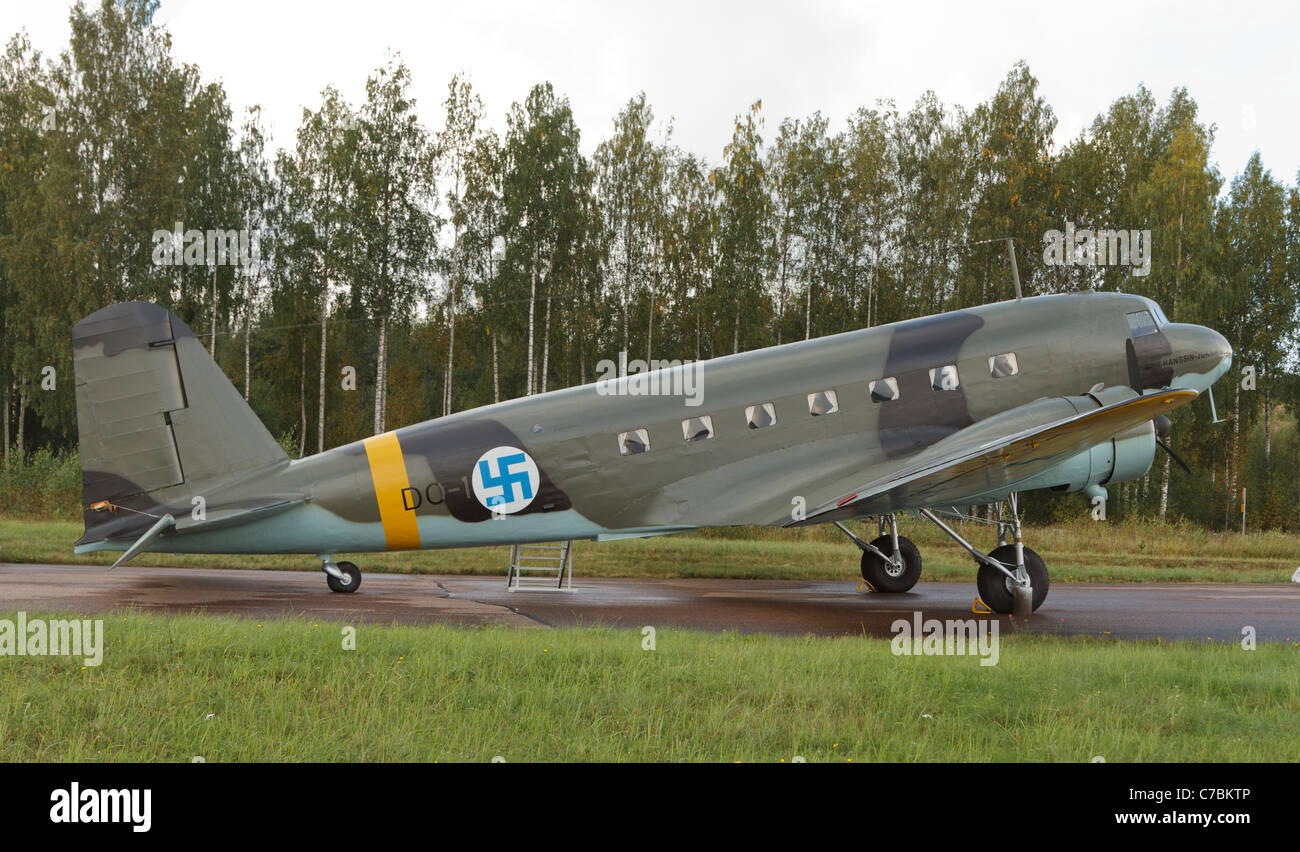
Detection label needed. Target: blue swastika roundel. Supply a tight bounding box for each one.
[471,446,540,514]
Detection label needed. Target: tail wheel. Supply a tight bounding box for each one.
[327,561,362,593]
[976,545,1048,613]
[860,535,922,593]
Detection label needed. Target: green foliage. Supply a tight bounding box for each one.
[0,448,80,518]
[1,5,1297,531]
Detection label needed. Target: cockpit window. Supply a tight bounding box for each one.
[1126,310,1157,337]
[1148,302,1169,327]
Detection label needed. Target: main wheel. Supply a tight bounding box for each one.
[976,545,1048,613]
[860,535,922,593]
[327,561,362,593]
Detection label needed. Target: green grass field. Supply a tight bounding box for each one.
[2,514,1297,583]
[0,611,1295,761]
[4,514,1297,762]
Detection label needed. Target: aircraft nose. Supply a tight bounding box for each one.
[1171,324,1232,389]
[1204,326,1232,384]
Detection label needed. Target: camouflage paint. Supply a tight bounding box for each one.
[70,292,1231,558]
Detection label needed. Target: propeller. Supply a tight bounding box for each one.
[1152,414,1192,475]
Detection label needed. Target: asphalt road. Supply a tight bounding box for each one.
[2,562,1298,642]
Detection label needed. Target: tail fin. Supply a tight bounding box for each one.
[72,302,288,546]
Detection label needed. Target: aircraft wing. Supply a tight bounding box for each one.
[787,388,1197,526]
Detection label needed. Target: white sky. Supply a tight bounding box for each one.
[4,0,1297,190]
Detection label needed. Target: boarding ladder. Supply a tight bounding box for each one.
[506,541,574,591]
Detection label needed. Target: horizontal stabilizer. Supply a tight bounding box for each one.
[75,495,306,553]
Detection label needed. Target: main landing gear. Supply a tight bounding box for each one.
[834,515,923,593]
[918,493,1048,616]
[320,556,362,593]
[837,495,1049,615]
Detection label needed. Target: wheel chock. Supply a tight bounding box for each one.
[971,597,992,614]
[858,578,875,592]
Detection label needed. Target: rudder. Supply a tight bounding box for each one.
[72,302,288,546]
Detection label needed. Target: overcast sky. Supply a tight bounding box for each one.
[4,0,1296,190]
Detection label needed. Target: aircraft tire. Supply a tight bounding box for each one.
[327,561,362,593]
[861,535,922,592]
[977,545,1048,613]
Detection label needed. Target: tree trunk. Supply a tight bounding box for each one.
[299,339,307,459]
[647,254,657,362]
[3,383,9,467]
[622,222,631,352]
[445,285,456,416]
[318,290,328,453]
[647,286,654,364]
[1159,453,1170,520]
[446,233,459,417]
[1231,378,1241,514]
[1224,452,1231,531]
[492,332,500,404]
[16,386,26,459]
[804,282,811,340]
[541,282,552,394]
[243,274,252,401]
[1263,372,1271,462]
[210,265,218,355]
[527,245,538,395]
[373,314,388,435]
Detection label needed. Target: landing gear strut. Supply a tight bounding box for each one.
[320,556,361,593]
[835,514,922,593]
[918,493,1049,615]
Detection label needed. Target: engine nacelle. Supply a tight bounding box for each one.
[1039,420,1157,494]
[986,385,1158,497]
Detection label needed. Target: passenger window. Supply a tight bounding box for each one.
[869,377,899,403]
[807,390,839,415]
[1126,310,1157,337]
[619,428,650,455]
[682,415,714,442]
[929,365,959,391]
[745,402,777,430]
[988,353,1019,379]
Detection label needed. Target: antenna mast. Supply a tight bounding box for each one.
[972,237,1022,301]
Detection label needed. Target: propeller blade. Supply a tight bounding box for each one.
[1156,437,1192,475]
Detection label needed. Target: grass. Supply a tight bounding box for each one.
[0,610,1295,762]
[2,514,1297,583]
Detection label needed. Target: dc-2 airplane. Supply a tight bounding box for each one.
[70,289,1231,615]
